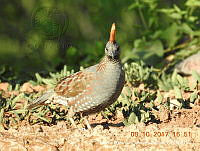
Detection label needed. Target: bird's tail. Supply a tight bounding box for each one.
[27,89,55,109]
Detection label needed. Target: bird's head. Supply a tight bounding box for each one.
[105,23,120,60]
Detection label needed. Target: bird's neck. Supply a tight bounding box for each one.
[96,56,121,72]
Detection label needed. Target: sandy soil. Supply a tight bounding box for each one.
[0,106,199,151]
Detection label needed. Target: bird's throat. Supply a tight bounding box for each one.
[105,55,120,63]
[97,56,120,72]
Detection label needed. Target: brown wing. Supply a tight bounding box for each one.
[54,71,95,98]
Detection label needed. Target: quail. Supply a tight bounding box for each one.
[28,23,125,129]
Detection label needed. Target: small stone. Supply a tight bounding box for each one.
[0,82,9,91]
[20,82,34,93]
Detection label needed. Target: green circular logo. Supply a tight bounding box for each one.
[32,7,68,39]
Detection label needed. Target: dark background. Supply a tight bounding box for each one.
[0,0,200,82]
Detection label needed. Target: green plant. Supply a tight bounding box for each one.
[0,66,75,129]
[116,86,157,125]
[158,70,190,91]
[124,61,157,88]
[126,0,200,68]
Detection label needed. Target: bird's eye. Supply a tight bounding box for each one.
[105,47,108,51]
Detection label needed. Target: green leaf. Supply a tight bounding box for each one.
[35,73,43,83]
[10,93,25,109]
[128,112,139,124]
[192,70,200,82]
[156,91,163,104]
[180,23,194,37]
[190,91,198,103]
[160,23,180,47]
[132,40,164,65]
[186,0,200,7]
[128,2,141,10]
[174,86,182,99]
[33,113,51,123]
[9,109,26,114]
[172,70,178,85]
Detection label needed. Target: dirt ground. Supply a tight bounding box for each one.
[0,106,199,151]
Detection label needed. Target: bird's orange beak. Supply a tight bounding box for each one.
[109,23,116,43]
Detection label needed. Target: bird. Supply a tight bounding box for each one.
[28,23,125,129]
